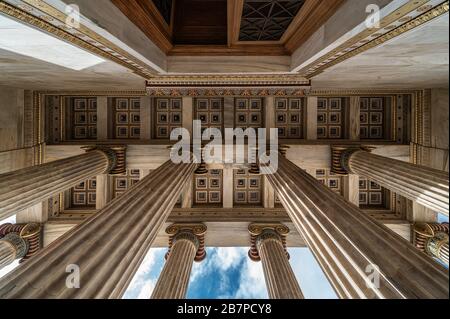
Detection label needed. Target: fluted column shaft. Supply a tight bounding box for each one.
[151,232,199,299]
[264,155,449,299]
[347,150,449,215]
[0,160,197,299]
[0,150,110,220]
[257,230,304,299]
[0,236,22,269]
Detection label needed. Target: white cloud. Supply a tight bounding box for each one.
[123,248,165,299]
[136,280,156,299]
[213,247,247,271]
[234,258,268,299]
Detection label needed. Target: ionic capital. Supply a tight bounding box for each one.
[248,223,289,262]
[83,145,127,175]
[0,223,41,262]
[165,223,207,262]
[331,145,374,175]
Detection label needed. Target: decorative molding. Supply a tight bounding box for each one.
[165,223,207,262]
[0,223,42,263]
[298,0,449,78]
[0,0,159,77]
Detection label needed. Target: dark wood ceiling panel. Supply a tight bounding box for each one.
[151,0,174,25]
[173,0,228,45]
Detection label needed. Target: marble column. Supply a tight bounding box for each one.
[151,224,206,299]
[0,146,125,220]
[0,223,41,270]
[342,148,449,215]
[249,224,303,299]
[263,154,449,299]
[414,223,449,265]
[0,159,197,299]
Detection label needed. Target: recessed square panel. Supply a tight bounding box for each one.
[369,192,382,205]
[116,112,129,124]
[250,99,262,111]
[88,99,97,111]
[360,112,369,125]
[116,98,129,111]
[130,98,141,110]
[130,112,141,124]
[74,181,86,191]
[290,99,301,110]
[236,99,248,110]
[289,113,301,124]
[74,126,87,139]
[196,191,208,203]
[250,113,261,125]
[197,112,209,124]
[370,181,382,191]
[209,178,221,189]
[88,113,97,125]
[130,126,140,138]
[329,112,341,124]
[370,112,383,125]
[88,193,97,205]
[171,112,182,124]
[115,178,128,190]
[328,178,340,190]
[74,112,87,125]
[88,179,97,190]
[235,191,247,203]
[276,112,287,124]
[74,99,87,111]
[329,126,341,139]
[249,178,260,189]
[369,126,383,139]
[278,127,287,138]
[196,177,208,189]
[317,113,327,124]
[197,99,209,111]
[317,127,327,138]
[359,193,368,205]
[236,113,248,124]
[157,126,169,138]
[157,99,169,111]
[157,112,169,124]
[360,98,369,111]
[116,126,129,138]
[329,98,342,111]
[209,191,221,203]
[288,127,301,138]
[370,98,383,111]
[210,112,222,124]
[360,127,369,139]
[210,99,222,110]
[73,193,86,205]
[276,99,288,110]
[359,179,368,191]
[318,98,327,110]
[248,191,261,203]
[236,178,246,189]
[171,99,182,111]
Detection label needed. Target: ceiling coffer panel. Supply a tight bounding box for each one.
[239,0,305,41]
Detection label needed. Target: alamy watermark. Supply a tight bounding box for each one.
[170,121,279,175]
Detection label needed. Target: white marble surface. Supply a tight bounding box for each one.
[312,14,449,89]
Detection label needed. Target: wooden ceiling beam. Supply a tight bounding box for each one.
[283,0,345,54]
[227,0,245,47]
[168,44,289,56]
[111,0,173,54]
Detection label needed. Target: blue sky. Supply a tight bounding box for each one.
[123,247,337,299]
[1,213,448,298]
